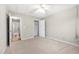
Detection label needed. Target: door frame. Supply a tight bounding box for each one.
[10,16,21,42]
[12,18,21,41]
[7,14,10,46]
[7,15,21,46]
[34,20,39,37]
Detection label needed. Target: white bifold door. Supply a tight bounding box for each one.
[39,20,45,37]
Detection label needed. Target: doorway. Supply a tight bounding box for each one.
[11,19,21,42]
[34,19,45,38]
[34,20,39,37]
[7,15,21,46]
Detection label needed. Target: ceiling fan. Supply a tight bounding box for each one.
[31,4,50,14]
[30,4,51,18]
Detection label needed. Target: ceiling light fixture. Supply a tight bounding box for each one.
[34,4,50,18]
[36,8,45,14]
[40,4,48,10]
[35,4,47,14]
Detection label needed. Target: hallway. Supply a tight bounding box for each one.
[4,37,79,54]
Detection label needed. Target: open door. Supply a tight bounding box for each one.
[7,15,10,46]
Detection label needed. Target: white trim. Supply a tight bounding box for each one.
[1,47,7,54]
[21,36,34,40]
[23,36,79,47]
[46,37,79,47]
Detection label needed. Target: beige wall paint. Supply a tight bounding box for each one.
[45,7,76,43]
[9,12,35,40]
[0,5,7,53]
[21,15,35,40]
[76,6,79,40]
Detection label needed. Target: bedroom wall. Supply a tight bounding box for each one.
[76,6,79,40]
[45,7,76,43]
[9,12,35,40]
[0,5,7,53]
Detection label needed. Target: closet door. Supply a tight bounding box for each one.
[39,20,45,37]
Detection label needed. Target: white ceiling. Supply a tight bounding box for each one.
[6,4,76,18]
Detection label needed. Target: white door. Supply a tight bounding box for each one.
[39,20,45,37]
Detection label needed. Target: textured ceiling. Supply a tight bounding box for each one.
[6,4,76,18]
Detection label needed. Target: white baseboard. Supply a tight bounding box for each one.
[1,46,7,54]
[22,36,34,40]
[46,37,79,47]
[24,36,79,47]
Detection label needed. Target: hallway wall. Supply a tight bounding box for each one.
[0,5,7,53]
[45,7,76,43]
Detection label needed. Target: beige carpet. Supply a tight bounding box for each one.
[4,37,79,54]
